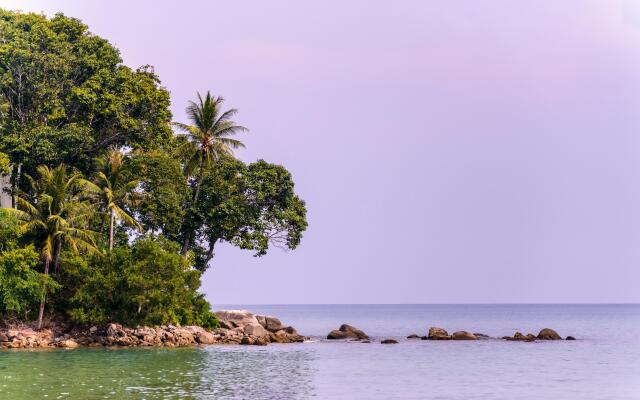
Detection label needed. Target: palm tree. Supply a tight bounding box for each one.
[92,148,141,251]
[4,165,98,330]
[173,91,247,255]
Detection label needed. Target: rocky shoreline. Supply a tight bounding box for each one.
[0,310,307,350]
[0,310,577,350]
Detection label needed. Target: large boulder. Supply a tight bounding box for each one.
[215,310,270,339]
[427,327,450,340]
[537,328,562,340]
[195,331,216,345]
[451,331,478,340]
[327,324,369,340]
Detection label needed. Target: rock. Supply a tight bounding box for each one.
[89,326,97,334]
[264,316,284,332]
[240,336,254,345]
[106,323,121,337]
[195,331,216,344]
[451,331,478,340]
[420,336,428,340]
[474,333,490,339]
[504,332,536,342]
[0,333,8,342]
[215,310,270,339]
[381,339,398,344]
[537,328,562,340]
[427,327,450,340]
[255,315,266,328]
[361,340,371,343]
[326,324,369,340]
[566,336,576,340]
[254,336,269,346]
[60,339,79,349]
[407,334,420,339]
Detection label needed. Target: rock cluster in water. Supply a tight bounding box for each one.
[0,310,306,349]
[325,325,574,343]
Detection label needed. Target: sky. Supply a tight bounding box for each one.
[1,0,639,304]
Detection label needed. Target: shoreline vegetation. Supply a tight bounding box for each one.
[0,10,307,335]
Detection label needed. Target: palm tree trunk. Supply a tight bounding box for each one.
[109,208,115,251]
[181,164,206,256]
[52,238,62,275]
[37,257,50,330]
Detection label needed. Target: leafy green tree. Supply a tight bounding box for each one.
[124,151,190,238]
[173,91,247,255]
[191,157,308,271]
[6,165,98,329]
[91,148,141,251]
[0,151,9,174]
[0,10,172,178]
[63,237,218,328]
[0,209,59,321]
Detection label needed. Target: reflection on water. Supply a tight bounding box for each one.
[0,345,316,399]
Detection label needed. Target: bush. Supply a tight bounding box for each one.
[61,237,218,328]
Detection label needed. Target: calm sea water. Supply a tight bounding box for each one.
[0,304,639,399]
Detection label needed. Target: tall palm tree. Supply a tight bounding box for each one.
[4,164,98,330]
[173,91,247,255]
[92,148,141,251]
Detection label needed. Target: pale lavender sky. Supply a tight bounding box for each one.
[2,0,640,304]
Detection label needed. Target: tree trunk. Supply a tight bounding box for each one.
[37,257,50,331]
[203,239,217,268]
[181,164,206,256]
[109,208,115,251]
[52,238,62,275]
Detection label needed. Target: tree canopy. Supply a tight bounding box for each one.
[0,9,308,329]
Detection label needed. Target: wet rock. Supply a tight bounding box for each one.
[451,331,478,340]
[474,333,490,339]
[427,327,450,340]
[566,336,576,341]
[407,334,420,339]
[327,324,369,340]
[381,339,398,344]
[537,328,562,340]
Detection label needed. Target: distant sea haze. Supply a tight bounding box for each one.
[3,304,637,399]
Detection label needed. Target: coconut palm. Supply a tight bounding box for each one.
[5,164,98,329]
[92,148,141,251]
[173,91,247,255]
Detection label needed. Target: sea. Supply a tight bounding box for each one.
[0,304,638,399]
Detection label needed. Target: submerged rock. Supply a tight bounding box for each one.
[327,324,369,340]
[381,339,398,344]
[566,336,576,340]
[451,331,478,340]
[406,334,420,339]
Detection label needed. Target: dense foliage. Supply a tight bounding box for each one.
[0,10,307,329]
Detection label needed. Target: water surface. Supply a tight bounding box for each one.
[1,304,638,399]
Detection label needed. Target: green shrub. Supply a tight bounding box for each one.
[61,237,218,328]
